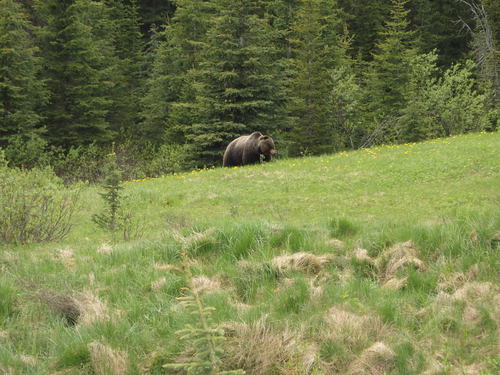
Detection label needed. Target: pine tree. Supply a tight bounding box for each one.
[337,0,391,61]
[187,0,289,165]
[104,0,145,138]
[365,0,417,139]
[266,0,301,59]
[287,0,349,155]
[0,0,47,145]
[36,0,115,147]
[141,0,214,143]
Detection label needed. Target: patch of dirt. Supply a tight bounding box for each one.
[88,341,130,375]
[347,342,396,375]
[463,305,481,325]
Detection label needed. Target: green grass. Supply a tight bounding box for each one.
[0,132,499,374]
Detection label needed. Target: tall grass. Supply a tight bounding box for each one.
[1,132,498,374]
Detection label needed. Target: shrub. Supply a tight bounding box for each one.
[0,164,80,244]
[4,133,50,169]
[400,52,488,141]
[148,143,193,176]
[51,143,106,184]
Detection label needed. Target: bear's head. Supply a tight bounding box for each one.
[258,135,277,159]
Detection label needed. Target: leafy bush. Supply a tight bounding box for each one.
[4,133,50,169]
[148,143,193,176]
[400,52,488,141]
[0,163,80,244]
[51,143,106,184]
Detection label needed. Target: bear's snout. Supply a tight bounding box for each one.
[270,149,277,155]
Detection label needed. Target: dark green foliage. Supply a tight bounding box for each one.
[0,0,47,144]
[186,0,289,165]
[366,0,417,122]
[141,0,215,143]
[0,0,496,170]
[4,132,49,168]
[36,0,115,146]
[104,0,145,138]
[286,0,351,155]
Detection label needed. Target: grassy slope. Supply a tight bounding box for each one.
[0,132,499,374]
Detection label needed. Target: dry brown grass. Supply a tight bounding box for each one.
[347,342,396,375]
[451,281,495,302]
[97,243,113,254]
[172,227,217,248]
[326,238,345,250]
[150,277,167,291]
[74,291,111,326]
[191,275,222,294]
[55,247,76,268]
[323,307,388,352]
[381,276,408,290]
[18,354,37,366]
[223,317,308,374]
[271,252,336,275]
[376,241,425,281]
[352,248,376,265]
[153,262,181,272]
[88,341,130,375]
[437,264,479,293]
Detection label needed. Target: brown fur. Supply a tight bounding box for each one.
[223,132,277,167]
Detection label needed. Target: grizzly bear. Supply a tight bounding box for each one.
[223,132,277,167]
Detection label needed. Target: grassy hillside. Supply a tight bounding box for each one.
[1,132,499,374]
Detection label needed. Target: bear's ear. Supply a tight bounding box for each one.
[259,135,269,140]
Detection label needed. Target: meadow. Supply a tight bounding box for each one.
[1,132,499,374]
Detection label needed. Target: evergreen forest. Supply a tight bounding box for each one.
[1,0,498,178]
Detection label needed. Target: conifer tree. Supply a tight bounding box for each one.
[104,0,145,138]
[365,0,417,141]
[0,0,46,145]
[337,0,391,61]
[187,0,289,165]
[141,0,214,143]
[287,0,349,155]
[36,0,115,147]
[266,0,301,59]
